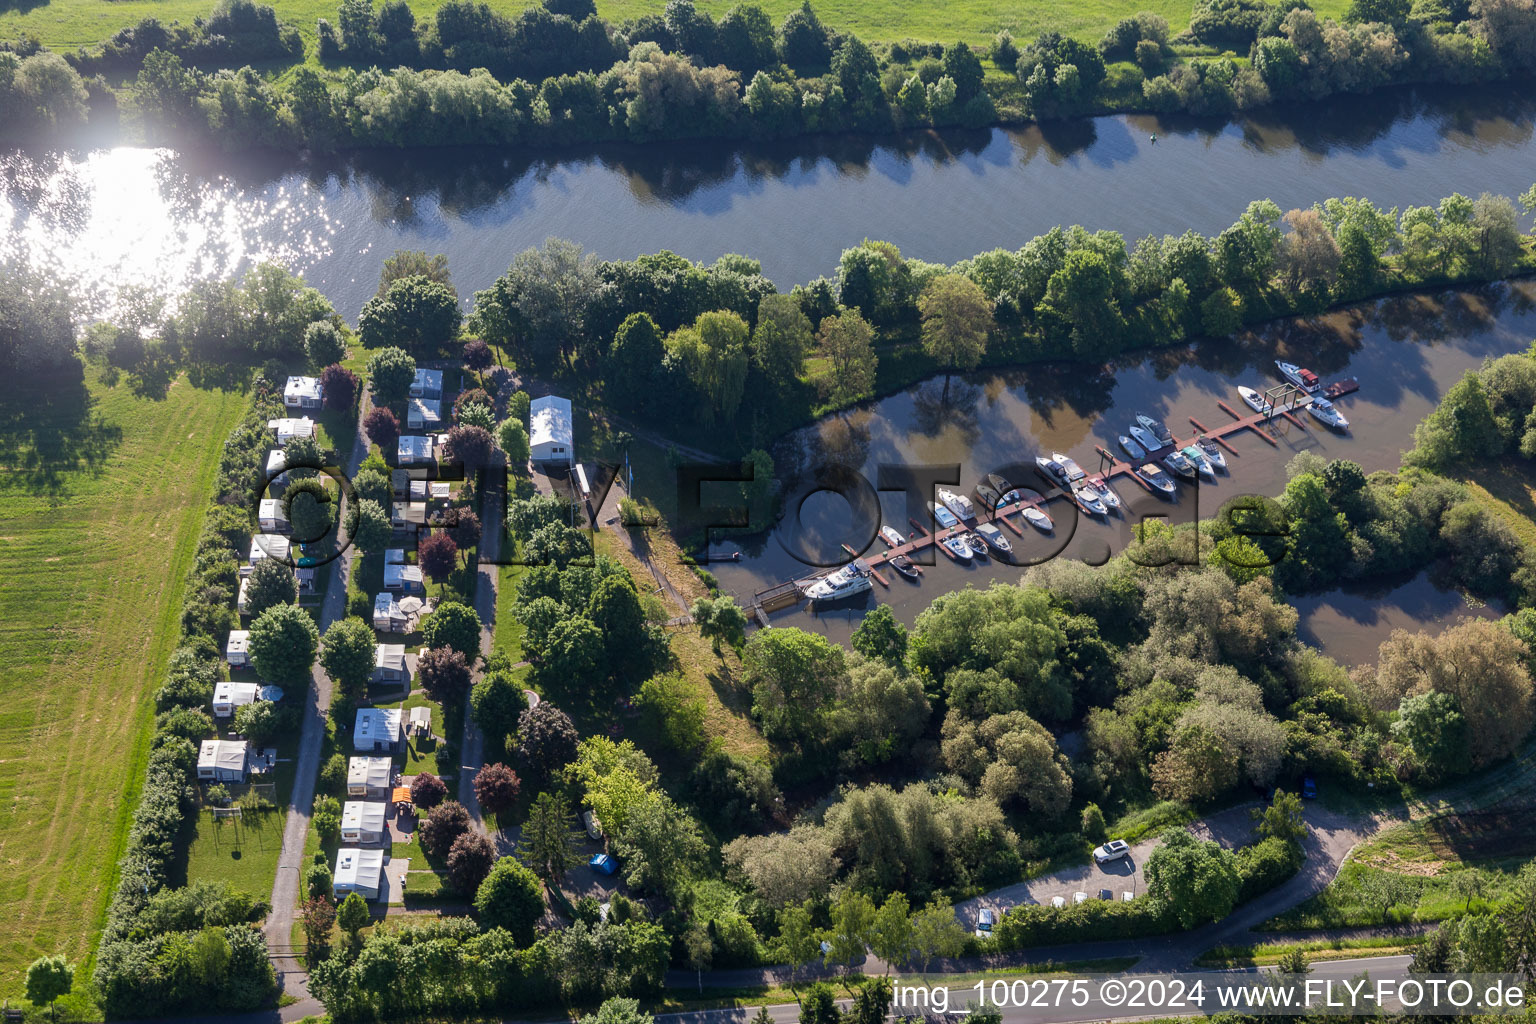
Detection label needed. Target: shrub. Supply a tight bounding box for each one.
[320,363,359,410]
[305,320,346,367]
[411,772,448,809]
[319,753,347,795]
[473,856,544,942]
[1236,835,1304,903]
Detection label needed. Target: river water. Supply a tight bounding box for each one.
[4,83,1532,661]
[2,85,1535,322]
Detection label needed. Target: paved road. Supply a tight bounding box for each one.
[261,393,372,1013]
[457,453,506,827]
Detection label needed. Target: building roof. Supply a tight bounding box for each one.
[334,847,385,888]
[226,630,250,656]
[342,801,389,833]
[355,707,403,745]
[398,435,434,463]
[375,644,407,671]
[374,592,403,616]
[268,417,316,440]
[413,368,443,394]
[407,397,442,428]
[383,563,424,588]
[198,739,248,774]
[258,498,289,524]
[529,395,573,449]
[266,449,287,475]
[348,755,392,789]
[213,681,261,707]
[249,534,291,563]
[391,502,427,526]
[285,376,323,403]
[384,548,406,565]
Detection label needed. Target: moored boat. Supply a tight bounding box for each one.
[803,561,873,603]
[890,554,920,579]
[1308,396,1350,430]
[1035,456,1070,486]
[938,488,976,520]
[1053,452,1088,482]
[1118,434,1146,460]
[965,532,990,560]
[1129,424,1162,452]
[1072,484,1108,517]
[1238,386,1273,416]
[1135,413,1174,446]
[880,525,906,547]
[1197,437,1227,470]
[1088,475,1123,512]
[1136,462,1178,495]
[976,523,1013,557]
[974,481,1002,510]
[1021,505,1054,531]
[941,534,973,561]
[1162,450,1198,480]
[929,501,958,529]
[1276,360,1320,392]
[1181,444,1216,480]
[986,473,1015,496]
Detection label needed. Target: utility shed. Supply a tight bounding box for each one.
[197,739,249,782]
[529,395,574,466]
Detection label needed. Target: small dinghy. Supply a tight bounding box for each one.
[1118,434,1146,460]
[1021,505,1054,531]
[890,554,920,579]
[880,525,906,547]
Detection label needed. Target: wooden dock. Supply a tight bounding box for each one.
[755,385,1349,613]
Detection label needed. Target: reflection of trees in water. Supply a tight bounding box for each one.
[814,408,875,473]
[910,377,982,444]
[995,362,1116,427]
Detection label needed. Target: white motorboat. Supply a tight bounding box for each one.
[1118,435,1146,460]
[880,525,906,547]
[1197,437,1227,471]
[975,523,1012,557]
[1035,455,1070,487]
[1073,484,1108,516]
[1276,360,1320,392]
[929,501,958,529]
[1088,475,1123,512]
[941,533,973,561]
[1135,413,1174,446]
[1238,386,1273,417]
[1181,444,1216,480]
[1021,505,1054,531]
[1052,453,1088,482]
[1129,424,1162,451]
[1136,462,1178,495]
[804,562,873,603]
[965,532,990,560]
[1308,397,1350,430]
[938,488,977,521]
[1162,450,1198,480]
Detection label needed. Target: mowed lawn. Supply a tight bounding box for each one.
[0,0,1350,59]
[0,366,246,999]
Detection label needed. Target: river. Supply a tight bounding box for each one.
[2,85,1535,323]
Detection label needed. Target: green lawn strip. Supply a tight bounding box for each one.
[181,730,301,895]
[0,367,245,1002]
[1197,937,1416,967]
[378,689,448,778]
[494,563,527,663]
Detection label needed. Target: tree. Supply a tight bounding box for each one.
[1407,371,1502,468]
[779,0,831,67]
[1256,789,1307,846]
[908,899,966,975]
[358,276,462,353]
[919,274,992,383]
[419,646,472,703]
[462,337,493,377]
[751,292,813,387]
[850,605,907,666]
[670,310,750,422]
[471,239,600,372]
[518,790,583,886]
[365,346,416,404]
[613,794,709,897]
[474,762,521,815]
[869,893,913,975]
[447,831,496,896]
[606,312,666,411]
[816,310,878,406]
[379,250,451,297]
[1144,828,1240,928]
[445,424,496,471]
[517,702,579,786]
[305,320,346,368]
[300,897,336,960]
[580,997,654,1024]
[305,859,333,901]
[25,956,73,1021]
[1276,947,1311,974]
[1278,208,1341,295]
[411,772,448,808]
[418,531,460,586]
[337,892,370,938]
[743,627,847,746]
[320,617,376,695]
[313,794,342,845]
[346,497,392,553]
[234,700,284,745]
[823,889,875,976]
[420,800,472,857]
[249,603,320,685]
[320,364,359,411]
[497,418,531,465]
[362,405,399,449]
[1392,691,1470,779]
[692,595,748,654]
[725,826,838,909]
[474,856,545,942]
[245,557,297,618]
[800,983,840,1024]
[587,575,649,682]
[471,672,528,748]
[832,654,929,766]
[421,600,481,661]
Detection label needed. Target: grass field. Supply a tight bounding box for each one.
[0,0,1353,65]
[0,365,246,1001]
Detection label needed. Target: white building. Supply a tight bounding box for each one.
[341,801,389,844]
[213,681,261,718]
[373,644,409,685]
[373,592,408,632]
[333,847,385,901]
[383,562,424,593]
[408,479,452,503]
[391,502,427,529]
[226,629,251,667]
[384,548,407,565]
[347,755,392,798]
[284,375,324,411]
[258,498,290,533]
[398,435,435,465]
[269,417,316,443]
[411,368,443,399]
[197,739,249,782]
[529,395,574,466]
[249,534,291,566]
[354,707,403,753]
[407,397,442,431]
[236,575,251,616]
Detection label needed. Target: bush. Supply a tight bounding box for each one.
[411,772,449,809]
[319,753,347,795]
[321,363,359,410]
[305,320,346,367]
[1236,835,1304,903]
[993,895,1177,949]
[474,856,545,942]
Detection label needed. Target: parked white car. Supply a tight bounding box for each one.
[1073,891,1088,904]
[975,908,996,938]
[1051,896,1067,908]
[1093,839,1131,863]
